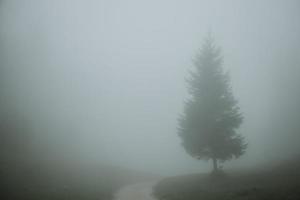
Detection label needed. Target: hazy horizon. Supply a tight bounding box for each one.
[1,0,299,176]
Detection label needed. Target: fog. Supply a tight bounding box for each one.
[1,0,299,177]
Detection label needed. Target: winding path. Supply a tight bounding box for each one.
[114,181,158,200]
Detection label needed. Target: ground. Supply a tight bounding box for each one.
[114,181,159,200]
[153,158,300,200]
[0,159,156,200]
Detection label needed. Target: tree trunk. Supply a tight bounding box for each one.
[212,157,218,172]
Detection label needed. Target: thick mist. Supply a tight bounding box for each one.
[1,0,299,176]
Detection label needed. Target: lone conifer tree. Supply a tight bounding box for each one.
[178,35,246,173]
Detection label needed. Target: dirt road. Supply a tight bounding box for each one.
[114,181,158,200]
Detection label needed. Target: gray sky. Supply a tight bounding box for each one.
[0,0,299,175]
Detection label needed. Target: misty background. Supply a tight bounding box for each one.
[0,0,299,175]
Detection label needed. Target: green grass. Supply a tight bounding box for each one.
[153,158,300,200]
[0,159,151,200]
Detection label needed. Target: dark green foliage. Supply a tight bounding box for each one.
[178,35,246,170]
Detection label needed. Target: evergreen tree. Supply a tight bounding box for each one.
[178,35,247,173]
